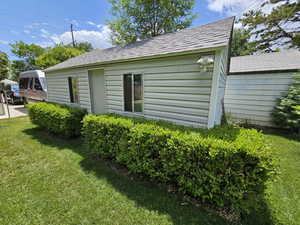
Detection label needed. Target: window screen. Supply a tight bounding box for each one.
[123,74,143,112]
[68,77,79,104]
[134,74,143,112]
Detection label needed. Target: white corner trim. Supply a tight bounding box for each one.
[207,50,222,129]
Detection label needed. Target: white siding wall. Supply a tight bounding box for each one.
[46,68,92,112]
[104,54,217,128]
[45,49,228,128]
[224,72,294,127]
[206,47,229,128]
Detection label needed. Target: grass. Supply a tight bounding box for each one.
[0,117,299,225]
[263,131,300,225]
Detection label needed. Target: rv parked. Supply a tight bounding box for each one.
[0,79,23,104]
[19,70,47,103]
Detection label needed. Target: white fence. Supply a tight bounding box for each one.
[224,72,294,127]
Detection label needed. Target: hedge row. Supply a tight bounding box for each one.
[27,102,87,137]
[82,114,276,212]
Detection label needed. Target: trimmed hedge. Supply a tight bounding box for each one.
[82,114,276,212]
[27,102,87,137]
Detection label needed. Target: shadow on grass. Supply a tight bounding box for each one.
[23,126,276,225]
[239,123,300,143]
[262,128,300,143]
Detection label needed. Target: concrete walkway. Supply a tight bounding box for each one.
[0,104,28,119]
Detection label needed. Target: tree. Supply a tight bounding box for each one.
[36,46,84,69]
[231,28,256,56]
[0,51,9,81]
[10,41,45,80]
[108,0,196,45]
[272,74,300,133]
[240,0,300,52]
[10,41,45,68]
[65,42,94,52]
[74,42,94,52]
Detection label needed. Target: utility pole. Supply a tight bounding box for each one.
[70,24,76,47]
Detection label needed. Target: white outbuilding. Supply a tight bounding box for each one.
[225,51,300,127]
[44,17,235,128]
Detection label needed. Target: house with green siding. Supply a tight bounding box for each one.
[44,17,234,128]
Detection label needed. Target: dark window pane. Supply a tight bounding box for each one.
[134,74,143,112]
[68,77,79,103]
[123,74,132,112]
[34,78,42,90]
[19,78,29,89]
[68,77,74,103]
[29,78,34,89]
[72,78,79,104]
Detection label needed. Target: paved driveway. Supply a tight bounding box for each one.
[0,104,28,119]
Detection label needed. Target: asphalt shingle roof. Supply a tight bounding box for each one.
[230,51,300,74]
[45,17,234,72]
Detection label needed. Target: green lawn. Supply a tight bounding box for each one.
[0,117,299,225]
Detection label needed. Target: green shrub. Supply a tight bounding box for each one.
[27,102,87,137]
[82,114,276,213]
[272,74,300,133]
[82,115,134,158]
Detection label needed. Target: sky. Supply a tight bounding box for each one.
[0,0,264,58]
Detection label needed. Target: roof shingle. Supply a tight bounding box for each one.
[230,51,300,73]
[45,17,234,72]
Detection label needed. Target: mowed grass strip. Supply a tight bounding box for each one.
[0,118,227,225]
[263,133,300,225]
[0,117,299,225]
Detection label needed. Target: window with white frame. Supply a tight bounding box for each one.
[68,77,79,104]
[123,74,143,113]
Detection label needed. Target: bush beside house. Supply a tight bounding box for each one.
[27,102,87,137]
[272,74,300,133]
[82,114,276,213]
[27,102,276,213]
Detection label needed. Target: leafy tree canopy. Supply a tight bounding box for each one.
[108,0,196,45]
[36,46,84,69]
[74,42,94,52]
[10,41,46,80]
[240,0,300,52]
[0,51,10,81]
[10,41,45,68]
[9,41,92,77]
[64,42,94,52]
[231,28,257,56]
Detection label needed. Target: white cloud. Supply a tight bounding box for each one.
[40,29,51,39]
[207,0,264,16]
[0,40,9,45]
[87,21,97,26]
[64,19,79,26]
[25,22,49,29]
[206,0,292,16]
[39,25,112,49]
[86,21,103,28]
